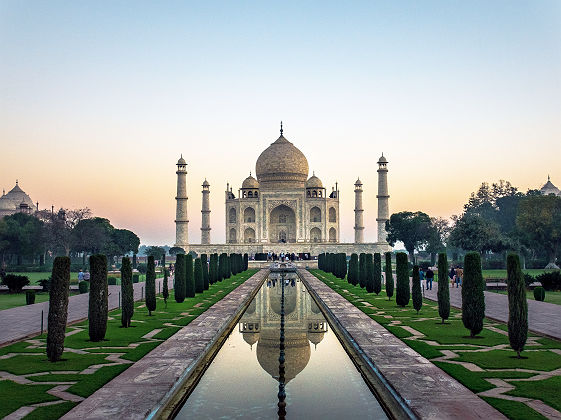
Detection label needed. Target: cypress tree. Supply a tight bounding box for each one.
[348,253,358,285]
[243,253,249,271]
[462,252,486,338]
[437,252,450,323]
[412,265,422,314]
[194,257,204,293]
[385,252,394,301]
[373,253,382,295]
[162,267,169,307]
[146,256,156,316]
[162,253,166,270]
[218,253,225,281]
[359,253,367,288]
[209,254,217,284]
[365,254,374,293]
[318,253,324,271]
[507,253,528,358]
[201,254,209,290]
[186,254,195,297]
[88,254,108,342]
[174,254,186,303]
[120,257,134,327]
[395,252,410,307]
[132,253,137,269]
[47,256,70,362]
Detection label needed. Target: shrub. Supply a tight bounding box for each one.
[437,253,450,323]
[132,254,137,269]
[365,254,374,293]
[194,258,204,293]
[132,274,139,283]
[174,254,186,303]
[107,277,118,285]
[244,253,249,271]
[78,281,89,294]
[209,254,218,284]
[534,286,545,301]
[162,268,169,305]
[373,253,382,295]
[26,290,36,305]
[186,254,195,298]
[348,254,359,285]
[38,278,51,292]
[145,256,156,316]
[47,256,70,362]
[385,252,394,301]
[462,252,486,338]
[120,257,134,327]
[507,253,528,358]
[535,271,561,291]
[359,253,367,288]
[88,254,108,342]
[412,265,422,314]
[201,254,209,290]
[395,252,410,307]
[523,273,535,289]
[136,262,147,274]
[2,274,29,293]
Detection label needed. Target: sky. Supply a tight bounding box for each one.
[1,1,560,245]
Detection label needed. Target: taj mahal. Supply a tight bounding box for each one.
[174,124,391,256]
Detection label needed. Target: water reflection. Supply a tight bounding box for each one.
[176,274,387,419]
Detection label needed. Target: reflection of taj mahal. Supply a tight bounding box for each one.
[239,274,328,382]
[175,125,391,255]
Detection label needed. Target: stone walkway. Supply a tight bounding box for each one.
[60,269,268,420]
[422,281,561,340]
[300,269,507,420]
[0,278,169,347]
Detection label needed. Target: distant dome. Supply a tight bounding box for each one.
[378,154,388,164]
[242,173,259,189]
[0,182,36,214]
[177,155,186,165]
[202,179,210,187]
[540,176,561,196]
[354,177,362,186]
[255,134,309,189]
[256,331,310,383]
[306,174,323,189]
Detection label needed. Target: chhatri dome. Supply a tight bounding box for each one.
[306,173,323,189]
[540,176,561,197]
[0,181,37,217]
[241,172,259,189]
[255,123,309,189]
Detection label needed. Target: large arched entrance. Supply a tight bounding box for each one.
[269,205,296,243]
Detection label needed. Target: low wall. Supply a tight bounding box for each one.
[187,242,391,256]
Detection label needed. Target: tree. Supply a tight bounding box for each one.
[517,195,561,268]
[426,217,450,265]
[449,213,507,255]
[395,252,410,307]
[145,256,156,315]
[112,229,140,256]
[338,253,348,279]
[88,254,108,342]
[194,257,204,293]
[168,246,185,256]
[373,253,382,295]
[0,212,44,265]
[145,246,166,260]
[120,257,134,327]
[462,252,486,337]
[385,252,394,301]
[201,254,209,290]
[348,253,359,286]
[507,253,528,358]
[437,253,450,323]
[209,254,218,284]
[243,253,249,271]
[365,254,374,293]
[162,267,169,306]
[186,254,195,297]
[385,211,433,263]
[71,217,113,256]
[174,254,186,303]
[412,265,422,314]
[359,253,367,288]
[46,256,70,362]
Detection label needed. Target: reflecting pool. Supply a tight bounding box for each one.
[176,274,387,419]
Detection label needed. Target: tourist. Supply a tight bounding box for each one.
[449,266,456,287]
[84,270,90,282]
[419,267,425,288]
[425,267,434,290]
[78,269,84,282]
[455,266,463,288]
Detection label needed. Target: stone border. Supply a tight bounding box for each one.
[61,269,268,420]
[300,269,507,420]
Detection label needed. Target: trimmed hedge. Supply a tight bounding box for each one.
[412,265,422,314]
[359,253,367,289]
[120,257,134,327]
[145,256,156,316]
[365,254,374,293]
[47,256,70,362]
[194,257,204,294]
[26,290,36,305]
[437,252,450,323]
[385,252,394,301]
[395,252,410,307]
[462,252,486,338]
[186,254,195,298]
[2,274,29,293]
[373,253,382,295]
[348,253,359,286]
[174,254,186,303]
[88,254,108,342]
[201,254,209,290]
[78,281,88,294]
[507,253,528,358]
[534,286,545,301]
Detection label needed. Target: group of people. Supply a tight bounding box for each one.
[418,267,435,290]
[417,265,462,290]
[77,269,90,282]
[267,252,301,262]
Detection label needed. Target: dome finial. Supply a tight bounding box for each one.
[280,121,283,136]
[16,179,18,186]
[548,174,551,182]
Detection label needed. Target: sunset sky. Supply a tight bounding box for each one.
[1,1,560,245]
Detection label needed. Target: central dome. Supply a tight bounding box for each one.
[255,134,309,189]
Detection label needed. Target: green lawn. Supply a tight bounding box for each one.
[482,269,558,279]
[488,289,561,306]
[310,269,561,420]
[5,272,162,285]
[0,269,258,419]
[0,292,79,311]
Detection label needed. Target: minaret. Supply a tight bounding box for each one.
[201,179,211,244]
[376,154,390,243]
[175,155,189,250]
[354,178,364,243]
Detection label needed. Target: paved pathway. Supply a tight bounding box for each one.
[422,281,561,340]
[61,269,268,420]
[0,278,170,347]
[301,270,506,420]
